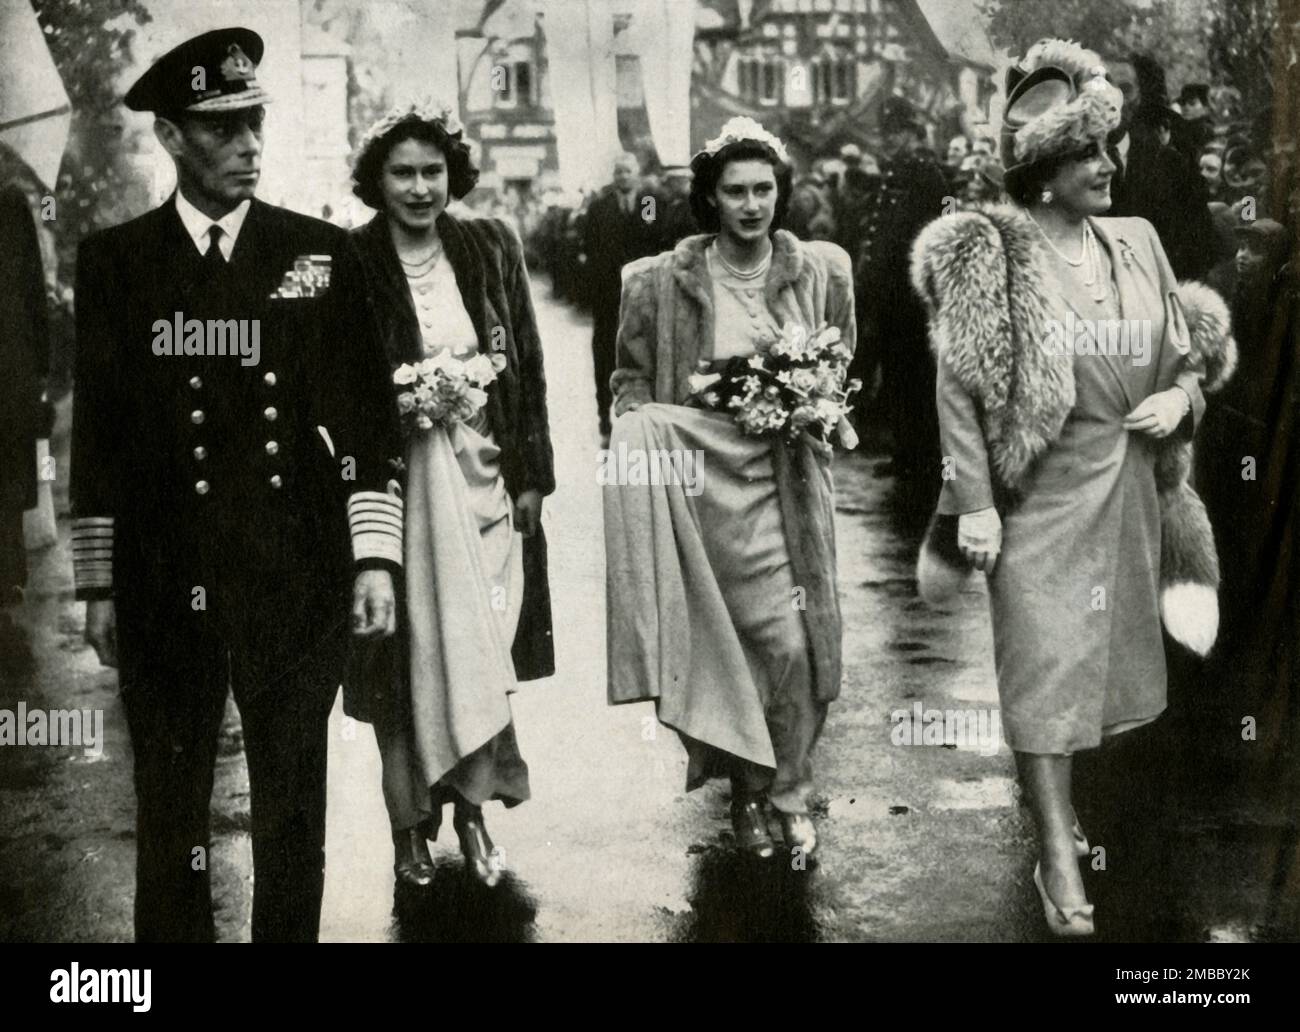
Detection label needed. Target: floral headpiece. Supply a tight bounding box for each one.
[699,116,790,166]
[353,98,464,170]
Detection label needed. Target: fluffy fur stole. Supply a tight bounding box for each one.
[910,204,1237,655]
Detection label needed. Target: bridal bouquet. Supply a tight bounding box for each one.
[393,350,507,431]
[686,323,860,443]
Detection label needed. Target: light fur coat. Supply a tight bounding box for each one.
[910,203,1237,655]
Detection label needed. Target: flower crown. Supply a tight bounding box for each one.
[354,98,464,168]
[700,116,790,165]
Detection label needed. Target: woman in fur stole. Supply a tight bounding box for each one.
[604,119,856,859]
[911,41,1235,935]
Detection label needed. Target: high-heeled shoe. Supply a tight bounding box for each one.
[392,827,434,889]
[453,805,502,888]
[1033,861,1095,937]
[779,811,818,858]
[730,795,776,858]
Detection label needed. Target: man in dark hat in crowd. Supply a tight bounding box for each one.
[1108,53,1215,279]
[657,164,697,249]
[850,95,948,500]
[71,27,403,942]
[1177,83,1215,154]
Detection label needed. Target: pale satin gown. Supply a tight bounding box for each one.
[376,254,529,834]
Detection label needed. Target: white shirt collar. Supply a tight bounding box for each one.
[174,191,251,260]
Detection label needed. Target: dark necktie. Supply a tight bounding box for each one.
[203,225,226,274]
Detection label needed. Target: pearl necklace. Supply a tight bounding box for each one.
[399,242,443,267]
[711,241,771,281]
[1031,215,1109,304]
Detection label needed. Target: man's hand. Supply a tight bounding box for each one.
[351,569,396,639]
[85,599,118,668]
[958,506,1002,573]
[514,489,543,537]
[1123,387,1190,438]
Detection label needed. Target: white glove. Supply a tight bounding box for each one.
[958,506,1002,573]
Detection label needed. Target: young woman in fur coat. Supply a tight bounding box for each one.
[604,119,855,859]
[912,41,1235,936]
[343,103,555,892]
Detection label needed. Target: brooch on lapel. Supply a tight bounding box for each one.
[1116,237,1137,270]
[269,254,332,298]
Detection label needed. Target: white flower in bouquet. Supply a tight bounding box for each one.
[811,325,841,347]
[463,352,497,382]
[688,369,723,394]
[784,325,810,355]
[788,368,819,394]
[790,404,819,430]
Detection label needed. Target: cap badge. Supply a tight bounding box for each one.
[221,44,254,84]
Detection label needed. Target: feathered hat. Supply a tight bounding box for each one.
[1000,39,1124,192]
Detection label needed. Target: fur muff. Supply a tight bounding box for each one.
[911,205,1235,653]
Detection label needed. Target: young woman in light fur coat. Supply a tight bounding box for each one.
[911,40,1236,936]
[605,119,855,860]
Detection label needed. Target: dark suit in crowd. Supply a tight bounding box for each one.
[851,147,948,494]
[582,183,664,435]
[0,185,51,603]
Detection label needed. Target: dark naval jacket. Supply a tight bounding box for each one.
[70,196,404,686]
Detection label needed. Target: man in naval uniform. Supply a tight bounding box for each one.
[70,28,404,942]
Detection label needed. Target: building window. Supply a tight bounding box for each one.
[832,57,854,101]
[760,58,782,105]
[812,55,854,105]
[738,57,756,100]
[494,60,536,109]
[739,55,784,106]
